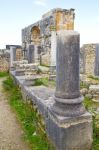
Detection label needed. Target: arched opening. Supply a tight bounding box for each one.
[31,26,40,45]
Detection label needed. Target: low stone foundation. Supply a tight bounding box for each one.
[10,69,92,150]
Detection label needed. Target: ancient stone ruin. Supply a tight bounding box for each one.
[0,49,9,72]
[22,8,75,70]
[80,43,99,76]
[0,7,95,150]
[80,43,99,112]
[0,45,23,72]
[9,7,93,148]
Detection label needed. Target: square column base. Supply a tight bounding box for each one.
[46,111,92,150]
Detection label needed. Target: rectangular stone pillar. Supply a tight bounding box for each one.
[46,31,93,150]
[50,31,56,72]
[34,45,39,63]
[28,44,34,63]
[10,46,16,67]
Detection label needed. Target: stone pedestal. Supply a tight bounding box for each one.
[47,112,92,150]
[47,31,92,150]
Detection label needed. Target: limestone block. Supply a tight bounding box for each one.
[41,51,50,66]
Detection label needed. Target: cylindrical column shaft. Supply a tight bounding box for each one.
[52,31,85,117]
[55,31,80,99]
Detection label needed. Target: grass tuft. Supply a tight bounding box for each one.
[88,75,99,81]
[33,78,55,88]
[80,81,90,89]
[83,97,99,150]
[0,72,9,77]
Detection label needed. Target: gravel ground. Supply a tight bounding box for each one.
[0,78,30,150]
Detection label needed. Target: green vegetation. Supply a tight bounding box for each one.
[0,72,9,77]
[80,81,90,89]
[93,113,99,150]
[88,75,99,81]
[83,96,93,110]
[3,76,55,150]
[33,77,55,88]
[84,97,99,150]
[2,75,99,150]
[40,64,49,68]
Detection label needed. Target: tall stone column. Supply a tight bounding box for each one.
[52,30,85,116]
[50,31,56,72]
[10,46,16,67]
[47,31,92,150]
[28,44,34,63]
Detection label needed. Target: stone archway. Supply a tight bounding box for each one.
[31,26,40,45]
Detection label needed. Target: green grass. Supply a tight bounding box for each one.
[83,97,99,150]
[40,64,50,68]
[83,96,93,110]
[3,75,99,150]
[0,71,9,77]
[88,75,99,81]
[33,78,55,87]
[80,81,90,89]
[3,76,55,150]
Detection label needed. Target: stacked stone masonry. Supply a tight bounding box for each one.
[0,45,23,72]
[80,43,99,76]
[0,55,9,72]
[22,8,75,67]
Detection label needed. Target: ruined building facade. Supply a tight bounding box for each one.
[22,8,75,68]
[80,44,99,76]
[0,45,23,72]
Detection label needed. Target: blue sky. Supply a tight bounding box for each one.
[0,0,99,48]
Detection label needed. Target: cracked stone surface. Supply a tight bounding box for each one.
[0,78,30,150]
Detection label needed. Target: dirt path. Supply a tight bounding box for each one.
[0,78,30,150]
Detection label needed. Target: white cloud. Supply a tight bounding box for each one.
[34,0,47,6]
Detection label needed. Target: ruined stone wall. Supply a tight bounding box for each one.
[22,8,75,45]
[56,9,74,31]
[22,8,75,66]
[0,54,10,72]
[80,44,96,75]
[0,48,22,72]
